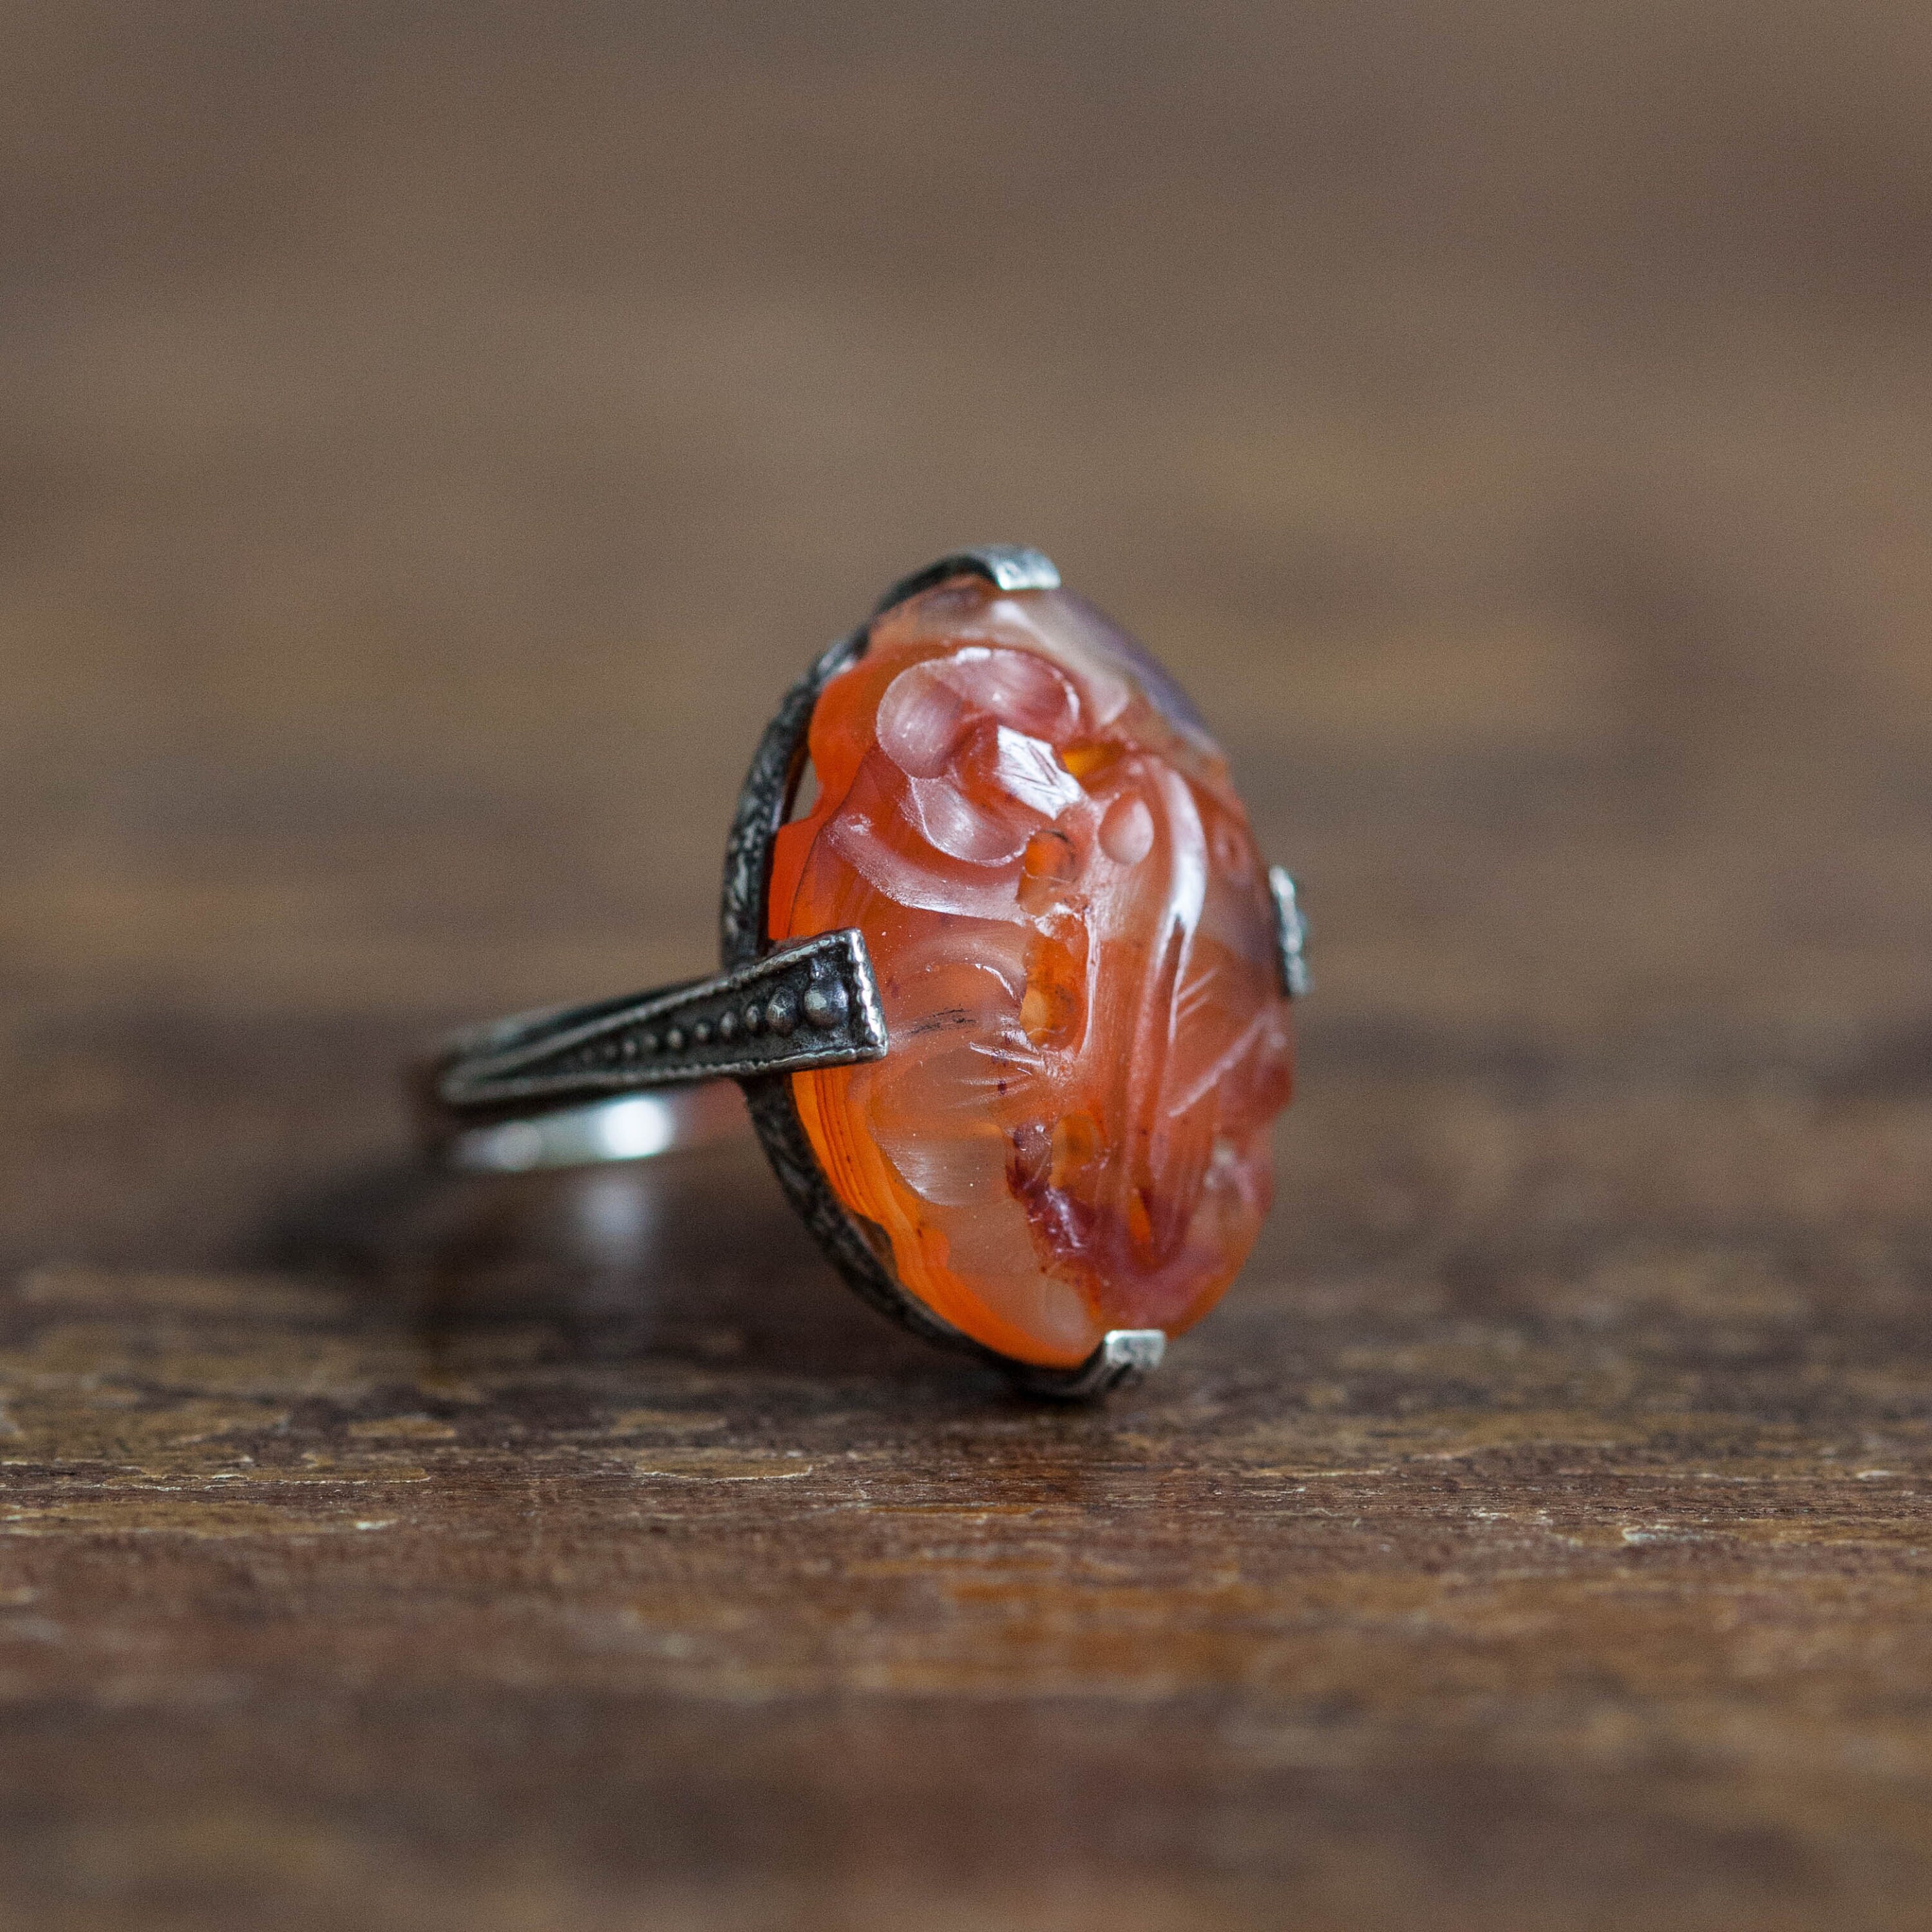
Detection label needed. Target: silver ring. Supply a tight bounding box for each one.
[412,546,1307,1399]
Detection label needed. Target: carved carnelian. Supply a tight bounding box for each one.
[769,576,1294,1366]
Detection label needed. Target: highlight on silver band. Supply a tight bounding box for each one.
[434,928,888,1113]
[445,1083,749,1173]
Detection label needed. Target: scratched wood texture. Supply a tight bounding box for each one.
[4,6,1932,1929]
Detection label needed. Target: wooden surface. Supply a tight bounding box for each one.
[4,6,1932,1927]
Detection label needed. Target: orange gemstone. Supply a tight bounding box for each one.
[770,575,1294,1366]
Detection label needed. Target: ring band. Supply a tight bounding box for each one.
[413,547,1306,1398]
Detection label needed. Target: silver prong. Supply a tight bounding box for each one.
[873,545,1060,614]
[1010,1327,1166,1400]
[1103,1329,1166,1378]
[1268,867,1310,999]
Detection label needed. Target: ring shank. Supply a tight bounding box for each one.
[437,1084,750,1173]
[413,928,889,1173]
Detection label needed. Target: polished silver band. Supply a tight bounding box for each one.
[440,1083,751,1173]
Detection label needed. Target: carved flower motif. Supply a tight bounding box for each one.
[770,576,1293,1365]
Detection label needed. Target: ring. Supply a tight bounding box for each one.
[413,547,1307,1397]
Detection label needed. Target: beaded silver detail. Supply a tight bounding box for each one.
[802,980,847,1028]
[431,928,889,1110]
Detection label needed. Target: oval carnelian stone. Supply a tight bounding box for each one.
[769,574,1294,1366]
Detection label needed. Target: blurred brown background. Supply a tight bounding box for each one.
[3,5,1930,1929]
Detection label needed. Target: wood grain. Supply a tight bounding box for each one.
[3,5,1931,1926]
